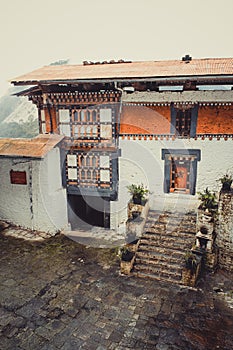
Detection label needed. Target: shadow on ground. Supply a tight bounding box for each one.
[0,228,233,350]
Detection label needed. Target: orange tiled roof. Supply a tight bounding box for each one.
[11,58,233,84]
[0,134,64,158]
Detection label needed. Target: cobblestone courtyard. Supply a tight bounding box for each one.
[0,228,233,350]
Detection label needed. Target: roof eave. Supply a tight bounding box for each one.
[11,74,233,87]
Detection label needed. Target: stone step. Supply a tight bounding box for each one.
[135,256,182,270]
[131,210,197,284]
[132,271,182,285]
[144,221,166,230]
[143,228,196,238]
[136,250,184,263]
[139,241,192,254]
[136,247,185,260]
[146,213,196,224]
[134,262,183,277]
[145,219,197,230]
[133,265,182,283]
[138,242,192,254]
[141,232,195,244]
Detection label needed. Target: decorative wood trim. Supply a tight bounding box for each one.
[119,133,233,141]
[30,91,121,106]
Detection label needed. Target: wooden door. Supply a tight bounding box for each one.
[174,165,188,191]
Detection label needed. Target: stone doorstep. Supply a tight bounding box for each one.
[64,229,126,246]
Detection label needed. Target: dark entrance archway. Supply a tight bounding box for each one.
[67,194,110,230]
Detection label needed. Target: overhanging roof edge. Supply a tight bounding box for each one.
[11,74,233,86]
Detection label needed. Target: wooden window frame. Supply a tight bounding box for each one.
[170,104,198,137]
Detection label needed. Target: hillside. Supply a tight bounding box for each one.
[0,87,38,138]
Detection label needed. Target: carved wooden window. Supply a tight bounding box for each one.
[175,109,191,136]
[100,108,112,139]
[100,155,110,182]
[40,110,46,134]
[71,108,100,140]
[59,109,71,137]
[58,106,114,141]
[66,152,112,188]
[100,108,112,122]
[171,104,198,138]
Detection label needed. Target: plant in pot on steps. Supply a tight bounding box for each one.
[184,251,198,273]
[127,183,149,205]
[217,172,233,192]
[197,187,218,213]
[120,246,135,262]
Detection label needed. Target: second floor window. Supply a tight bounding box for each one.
[175,109,191,136]
[58,107,114,140]
[171,104,198,138]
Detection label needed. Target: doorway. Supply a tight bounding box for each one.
[170,158,190,193]
[67,194,110,230]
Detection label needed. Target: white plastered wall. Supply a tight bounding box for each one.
[110,138,233,230]
[0,147,68,233]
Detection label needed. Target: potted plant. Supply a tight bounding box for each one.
[120,246,135,262]
[217,173,233,192]
[184,251,198,272]
[197,187,218,212]
[127,183,149,205]
[132,211,140,220]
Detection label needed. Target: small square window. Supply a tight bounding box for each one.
[68,168,77,180]
[100,108,112,122]
[60,124,71,137]
[100,124,112,139]
[59,109,70,122]
[100,169,110,182]
[100,156,110,168]
[67,154,77,167]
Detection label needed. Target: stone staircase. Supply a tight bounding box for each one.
[132,210,197,284]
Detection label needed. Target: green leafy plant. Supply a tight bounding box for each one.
[197,188,217,211]
[217,172,232,191]
[127,184,149,204]
[184,251,198,272]
[120,246,135,262]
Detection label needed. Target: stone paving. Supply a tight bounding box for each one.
[0,225,233,350]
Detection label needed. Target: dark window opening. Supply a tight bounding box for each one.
[170,104,198,138]
[175,109,191,136]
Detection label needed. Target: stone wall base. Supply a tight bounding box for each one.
[218,249,233,272]
[182,262,202,287]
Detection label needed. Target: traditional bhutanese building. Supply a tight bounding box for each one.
[1,55,232,233]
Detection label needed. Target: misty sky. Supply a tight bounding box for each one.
[0,0,232,96]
